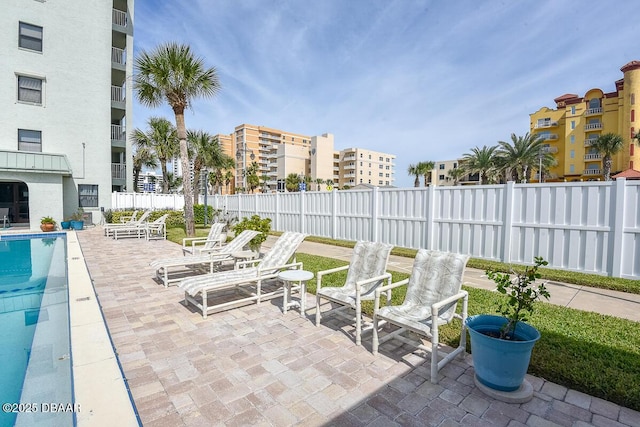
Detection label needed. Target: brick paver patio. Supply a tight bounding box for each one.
[77,227,640,426]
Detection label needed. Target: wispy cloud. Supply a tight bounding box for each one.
[133,0,639,186]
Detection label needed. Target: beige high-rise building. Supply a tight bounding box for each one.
[216,124,396,193]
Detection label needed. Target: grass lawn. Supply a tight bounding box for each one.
[167,227,640,411]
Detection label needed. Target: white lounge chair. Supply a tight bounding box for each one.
[0,208,10,228]
[113,213,167,240]
[150,229,260,287]
[315,241,393,345]
[372,249,470,384]
[182,223,226,255]
[104,210,151,237]
[180,231,307,318]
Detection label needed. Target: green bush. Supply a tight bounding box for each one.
[232,215,272,251]
[193,205,221,224]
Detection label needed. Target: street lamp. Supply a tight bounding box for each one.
[235,142,255,191]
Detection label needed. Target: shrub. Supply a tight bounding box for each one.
[193,205,221,224]
[232,215,271,251]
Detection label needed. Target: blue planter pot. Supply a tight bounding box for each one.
[70,220,84,230]
[61,221,71,230]
[466,314,540,392]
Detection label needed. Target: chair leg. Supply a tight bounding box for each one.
[431,323,439,384]
[315,294,321,326]
[372,315,379,354]
[355,300,362,346]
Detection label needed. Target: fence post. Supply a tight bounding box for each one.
[371,187,379,242]
[275,192,280,231]
[501,181,515,264]
[610,178,626,278]
[300,191,306,233]
[331,189,338,239]
[425,186,435,250]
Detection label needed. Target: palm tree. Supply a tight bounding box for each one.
[130,117,178,193]
[496,133,548,183]
[188,130,213,204]
[461,146,498,185]
[260,174,270,193]
[592,133,624,181]
[130,139,158,193]
[135,42,221,236]
[446,167,466,186]
[417,161,435,187]
[407,164,421,187]
[314,177,324,191]
[285,173,301,192]
[164,172,182,193]
[223,170,234,194]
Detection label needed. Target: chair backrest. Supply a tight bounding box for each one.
[204,223,225,249]
[150,214,168,225]
[404,250,470,322]
[259,232,306,271]
[135,210,152,224]
[219,230,260,254]
[0,208,8,218]
[342,241,393,294]
[129,210,139,222]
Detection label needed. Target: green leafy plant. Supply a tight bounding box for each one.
[41,216,56,225]
[232,215,271,251]
[70,207,84,221]
[486,256,551,339]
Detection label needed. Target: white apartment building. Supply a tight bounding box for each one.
[0,0,134,228]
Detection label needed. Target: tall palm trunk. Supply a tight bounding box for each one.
[603,156,612,181]
[414,175,420,187]
[174,110,195,236]
[161,163,169,193]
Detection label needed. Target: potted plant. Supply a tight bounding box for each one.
[40,216,56,232]
[466,256,551,395]
[69,208,85,230]
[60,217,71,230]
[231,215,271,253]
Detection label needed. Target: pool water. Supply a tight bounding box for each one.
[0,235,72,427]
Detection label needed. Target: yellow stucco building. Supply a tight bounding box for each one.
[530,60,640,181]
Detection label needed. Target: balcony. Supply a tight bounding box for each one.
[112,8,128,29]
[111,85,125,108]
[344,163,356,170]
[112,47,126,70]
[112,163,126,180]
[583,169,601,175]
[343,155,356,161]
[584,138,598,147]
[585,107,602,116]
[584,153,603,161]
[344,173,356,178]
[534,121,558,129]
[540,146,558,154]
[538,133,558,141]
[584,123,603,130]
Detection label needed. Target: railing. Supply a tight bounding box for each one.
[539,133,558,140]
[344,173,356,178]
[112,8,127,27]
[343,155,356,161]
[111,85,125,103]
[540,146,558,153]
[111,163,126,179]
[585,123,603,130]
[111,125,125,141]
[534,121,558,129]
[111,47,125,65]
[344,164,356,170]
[584,153,603,160]
[584,139,598,147]
[585,107,602,116]
[583,169,601,175]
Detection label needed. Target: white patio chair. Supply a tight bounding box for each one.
[104,210,151,236]
[150,230,260,287]
[180,231,307,318]
[182,222,225,255]
[315,241,393,345]
[113,213,166,240]
[143,214,170,240]
[372,249,470,384]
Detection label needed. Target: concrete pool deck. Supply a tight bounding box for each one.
[75,227,640,426]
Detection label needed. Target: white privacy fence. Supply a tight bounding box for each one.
[112,179,640,279]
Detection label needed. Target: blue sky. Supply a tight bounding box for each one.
[133,0,639,188]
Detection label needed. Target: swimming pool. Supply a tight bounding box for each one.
[0,233,73,427]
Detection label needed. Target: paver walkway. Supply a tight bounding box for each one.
[77,228,640,426]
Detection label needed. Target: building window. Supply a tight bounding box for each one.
[385,165,389,170]
[570,135,575,144]
[19,22,43,52]
[368,171,371,176]
[378,180,383,185]
[78,185,98,208]
[17,75,43,104]
[368,180,371,184]
[631,144,635,156]
[439,164,445,170]
[360,161,362,166]
[368,155,371,159]
[453,162,457,168]
[570,150,575,159]
[18,129,42,152]
[632,110,635,122]
[379,173,383,177]
[569,164,575,173]
[359,153,362,158]
[571,120,575,130]
[589,98,601,109]
[379,156,383,161]
[379,164,383,169]
[632,94,636,105]
[359,179,362,183]
[360,170,362,175]
[385,181,389,185]
[439,174,445,180]
[386,158,390,162]
[571,106,576,115]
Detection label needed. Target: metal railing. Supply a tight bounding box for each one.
[112,47,125,65]
[583,169,601,175]
[112,9,127,27]
[111,125,125,141]
[585,123,603,130]
[584,139,598,147]
[112,163,126,179]
[534,121,558,129]
[539,133,558,140]
[584,153,603,160]
[111,85,125,103]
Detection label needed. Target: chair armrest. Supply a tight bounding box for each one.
[259,261,303,275]
[374,278,409,297]
[316,264,350,290]
[355,272,392,297]
[431,290,468,317]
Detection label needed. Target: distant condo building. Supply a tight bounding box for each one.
[0,1,134,227]
[529,60,640,181]
[209,124,395,193]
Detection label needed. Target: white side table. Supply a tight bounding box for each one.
[278,269,314,316]
[232,250,258,268]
